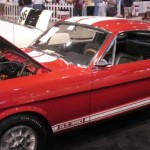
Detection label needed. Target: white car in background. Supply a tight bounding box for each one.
[0,7,53,48]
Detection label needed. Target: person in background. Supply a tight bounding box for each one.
[32,0,45,11]
[120,0,124,16]
[100,0,107,16]
[93,0,103,16]
[73,0,84,16]
[123,0,133,18]
[84,0,94,16]
[0,1,5,16]
[65,0,73,4]
[19,0,32,11]
[106,0,117,16]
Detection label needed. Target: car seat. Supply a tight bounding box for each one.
[114,52,143,65]
[84,43,100,56]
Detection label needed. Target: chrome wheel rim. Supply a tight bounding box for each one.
[0,125,37,150]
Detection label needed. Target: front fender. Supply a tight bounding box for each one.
[0,105,51,125]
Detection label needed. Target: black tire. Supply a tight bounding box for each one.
[0,113,47,150]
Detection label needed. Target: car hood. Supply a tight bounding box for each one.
[0,36,47,70]
[24,48,70,71]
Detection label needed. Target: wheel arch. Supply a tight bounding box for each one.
[0,109,53,136]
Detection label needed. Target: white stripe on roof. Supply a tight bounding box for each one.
[66,17,124,25]
[78,17,124,25]
[65,16,90,22]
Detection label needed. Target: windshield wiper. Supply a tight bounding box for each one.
[28,45,38,50]
[43,50,64,58]
[43,50,69,65]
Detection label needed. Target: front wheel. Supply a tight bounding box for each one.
[0,114,47,150]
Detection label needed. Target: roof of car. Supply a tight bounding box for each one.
[65,17,150,32]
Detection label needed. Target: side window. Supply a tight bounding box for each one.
[100,31,150,67]
[104,31,150,66]
[124,32,150,62]
[114,33,142,65]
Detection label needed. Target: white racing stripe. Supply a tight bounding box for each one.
[90,97,150,122]
[52,97,150,133]
[66,17,124,25]
[27,50,56,63]
[65,16,90,23]
[78,17,124,25]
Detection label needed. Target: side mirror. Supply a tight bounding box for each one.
[95,59,111,67]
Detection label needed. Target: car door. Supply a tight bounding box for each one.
[90,35,150,123]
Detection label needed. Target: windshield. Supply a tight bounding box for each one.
[30,22,108,67]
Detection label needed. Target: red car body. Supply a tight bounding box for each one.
[0,17,150,150]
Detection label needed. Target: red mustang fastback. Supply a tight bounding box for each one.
[0,17,150,150]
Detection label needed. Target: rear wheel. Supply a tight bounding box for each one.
[0,114,47,150]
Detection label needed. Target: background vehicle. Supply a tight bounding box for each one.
[0,7,53,48]
[0,17,150,150]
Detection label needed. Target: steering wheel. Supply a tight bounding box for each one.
[84,48,97,55]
